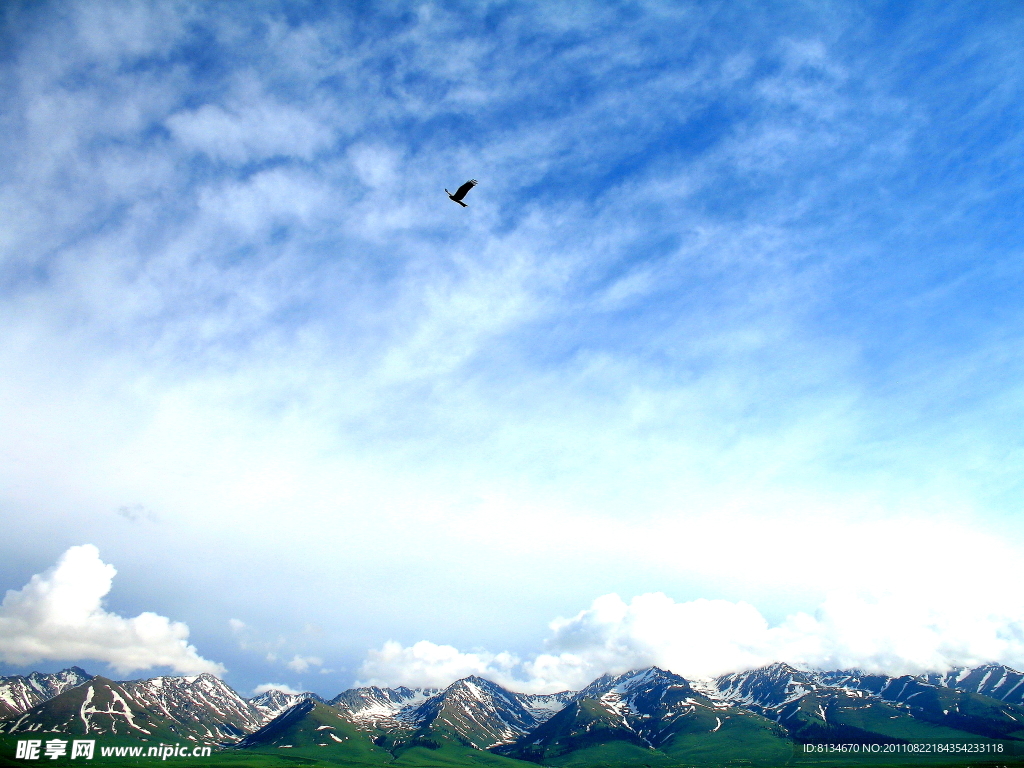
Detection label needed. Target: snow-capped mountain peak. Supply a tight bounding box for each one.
[715,663,818,709]
[330,684,438,729]
[0,673,263,745]
[249,689,324,722]
[514,690,576,722]
[923,663,1024,705]
[0,667,92,718]
[412,675,540,747]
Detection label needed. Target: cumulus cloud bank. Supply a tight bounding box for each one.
[360,586,1024,693]
[0,545,224,676]
[359,640,520,689]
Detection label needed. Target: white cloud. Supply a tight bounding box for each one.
[526,593,775,687]
[166,87,333,164]
[358,640,519,689]
[285,654,323,673]
[348,144,402,189]
[775,589,1024,675]
[361,581,1024,693]
[253,682,301,695]
[0,545,224,676]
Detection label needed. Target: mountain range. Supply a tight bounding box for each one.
[3,662,1024,765]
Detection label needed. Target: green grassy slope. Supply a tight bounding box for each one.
[885,681,1024,740]
[235,700,393,763]
[235,700,539,768]
[541,740,678,768]
[656,707,793,766]
[393,741,540,768]
[501,698,650,762]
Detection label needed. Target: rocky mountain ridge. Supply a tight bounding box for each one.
[0,673,263,744]
[498,666,789,762]
[4,661,1024,760]
[714,661,1024,744]
[0,667,92,719]
[250,688,324,721]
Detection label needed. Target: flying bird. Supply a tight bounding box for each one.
[446,179,478,207]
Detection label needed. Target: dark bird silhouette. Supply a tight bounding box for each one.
[446,179,478,207]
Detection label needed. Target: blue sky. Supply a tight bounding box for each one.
[2,0,1024,696]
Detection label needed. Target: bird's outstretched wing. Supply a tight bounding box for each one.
[452,179,478,201]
